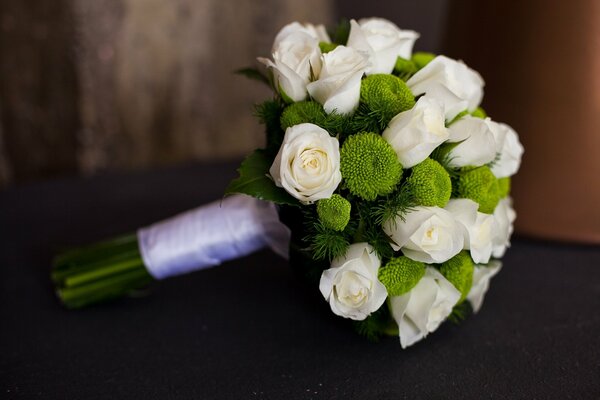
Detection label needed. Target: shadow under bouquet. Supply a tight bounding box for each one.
[52,18,523,349]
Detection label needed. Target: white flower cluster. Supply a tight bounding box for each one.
[258,18,523,348]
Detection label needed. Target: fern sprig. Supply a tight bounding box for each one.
[372,183,417,227]
[347,103,389,134]
[430,143,462,180]
[301,207,354,262]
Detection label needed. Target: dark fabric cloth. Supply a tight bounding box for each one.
[1,162,599,399]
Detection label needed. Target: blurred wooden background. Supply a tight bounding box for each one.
[0,0,449,187]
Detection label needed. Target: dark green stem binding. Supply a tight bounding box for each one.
[52,234,154,309]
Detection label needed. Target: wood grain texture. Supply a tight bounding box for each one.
[0,0,80,185]
[0,0,333,185]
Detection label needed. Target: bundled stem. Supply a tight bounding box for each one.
[52,234,154,309]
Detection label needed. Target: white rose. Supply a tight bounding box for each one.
[273,22,331,48]
[269,123,341,203]
[382,97,449,168]
[258,31,322,102]
[446,116,498,168]
[407,55,484,121]
[346,18,419,74]
[319,243,388,321]
[445,199,496,264]
[306,46,370,115]
[383,206,464,263]
[467,260,502,312]
[390,267,461,348]
[491,123,524,178]
[492,197,516,258]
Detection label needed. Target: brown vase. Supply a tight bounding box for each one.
[443,0,600,243]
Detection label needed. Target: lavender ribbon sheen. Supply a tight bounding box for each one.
[137,195,291,280]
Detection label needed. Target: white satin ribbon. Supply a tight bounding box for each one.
[137,195,291,280]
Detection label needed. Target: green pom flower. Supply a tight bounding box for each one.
[317,194,351,231]
[378,256,425,296]
[319,41,338,54]
[340,132,403,201]
[497,177,511,198]
[406,158,452,207]
[471,107,487,119]
[411,52,436,69]
[439,251,474,302]
[393,57,417,79]
[359,74,415,128]
[454,166,501,214]
[280,101,327,130]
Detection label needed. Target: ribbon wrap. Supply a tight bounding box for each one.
[137,195,291,280]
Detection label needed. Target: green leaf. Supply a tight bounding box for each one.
[234,67,271,87]
[331,19,351,45]
[225,149,300,206]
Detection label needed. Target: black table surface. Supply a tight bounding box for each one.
[1,162,599,399]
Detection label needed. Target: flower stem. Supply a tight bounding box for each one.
[52,233,154,309]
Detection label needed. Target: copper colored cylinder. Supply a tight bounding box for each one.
[444,0,600,243]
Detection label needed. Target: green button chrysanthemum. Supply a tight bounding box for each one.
[406,158,452,207]
[439,251,474,303]
[280,101,327,130]
[497,177,511,198]
[340,132,402,201]
[317,194,351,232]
[378,256,425,296]
[360,74,415,127]
[454,166,501,214]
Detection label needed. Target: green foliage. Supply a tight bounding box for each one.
[354,201,395,261]
[378,256,425,296]
[255,99,285,156]
[280,101,327,130]
[340,132,403,201]
[439,251,474,302]
[277,83,295,104]
[279,101,353,137]
[393,57,418,80]
[497,177,511,198]
[301,205,355,262]
[448,300,473,324]
[446,110,470,126]
[224,149,300,206]
[352,304,396,342]
[319,41,338,54]
[304,221,350,261]
[363,221,395,262]
[411,52,436,69]
[371,182,417,227]
[356,74,415,132]
[235,67,271,87]
[471,107,487,119]
[453,166,500,214]
[317,194,351,232]
[406,158,452,207]
[331,19,351,45]
[321,111,352,136]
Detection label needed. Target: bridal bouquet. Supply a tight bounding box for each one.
[52,18,523,348]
